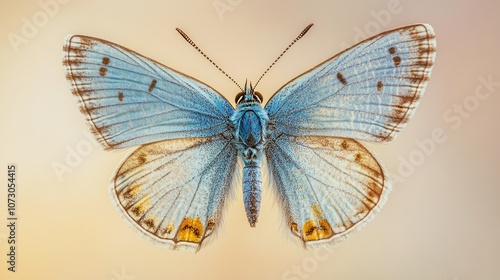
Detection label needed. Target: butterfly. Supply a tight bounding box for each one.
[63,23,436,252]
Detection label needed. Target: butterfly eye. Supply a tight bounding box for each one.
[235,92,245,104]
[253,91,264,103]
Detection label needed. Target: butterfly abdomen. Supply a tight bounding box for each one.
[243,164,262,227]
[231,95,269,227]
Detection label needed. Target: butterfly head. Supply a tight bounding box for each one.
[235,81,263,105]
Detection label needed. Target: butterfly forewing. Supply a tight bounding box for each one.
[63,35,234,149]
[265,24,436,143]
[111,135,238,252]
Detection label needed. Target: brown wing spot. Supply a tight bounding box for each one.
[63,57,82,67]
[148,79,157,92]
[397,95,416,107]
[143,218,155,229]
[377,81,383,91]
[130,206,143,217]
[393,56,401,66]
[355,153,362,163]
[303,219,333,241]
[99,67,107,77]
[336,72,347,85]
[128,197,150,218]
[389,106,409,125]
[137,153,147,165]
[355,204,370,219]
[367,181,383,197]
[118,92,124,101]
[102,57,110,65]
[341,140,349,150]
[177,217,204,243]
[388,47,396,54]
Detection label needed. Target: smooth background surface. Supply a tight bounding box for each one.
[1,0,499,279]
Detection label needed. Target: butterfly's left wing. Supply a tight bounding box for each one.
[265,24,436,143]
[63,35,234,149]
[265,135,389,248]
[111,133,238,252]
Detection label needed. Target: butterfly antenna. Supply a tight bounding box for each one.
[253,23,314,89]
[176,28,243,92]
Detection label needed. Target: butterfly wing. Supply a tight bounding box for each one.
[111,133,238,252]
[265,135,389,248]
[63,35,234,149]
[265,24,436,142]
[264,24,436,247]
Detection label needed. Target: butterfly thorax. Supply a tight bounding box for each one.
[230,86,269,226]
[231,102,269,162]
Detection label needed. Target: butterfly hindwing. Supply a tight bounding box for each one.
[265,135,389,248]
[111,134,238,252]
[63,35,234,149]
[265,24,436,143]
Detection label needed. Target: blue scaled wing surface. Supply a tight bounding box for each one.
[63,35,234,149]
[264,24,436,247]
[63,35,238,251]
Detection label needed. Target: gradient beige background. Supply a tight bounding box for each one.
[1,0,499,279]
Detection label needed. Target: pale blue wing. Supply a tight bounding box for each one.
[265,24,436,142]
[265,135,390,248]
[110,134,238,252]
[63,35,234,149]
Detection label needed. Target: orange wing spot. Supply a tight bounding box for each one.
[388,47,396,54]
[290,222,299,235]
[311,204,324,218]
[303,219,333,241]
[177,217,204,243]
[102,57,110,65]
[118,92,124,101]
[122,184,141,200]
[161,223,175,235]
[206,219,216,231]
[129,197,150,218]
[99,67,107,77]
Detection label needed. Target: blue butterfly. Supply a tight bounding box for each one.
[63,23,436,252]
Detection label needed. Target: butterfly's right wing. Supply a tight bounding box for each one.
[111,133,238,252]
[63,35,234,149]
[265,24,436,143]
